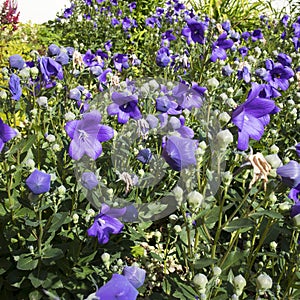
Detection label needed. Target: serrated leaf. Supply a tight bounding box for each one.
[223,218,254,233]
[17,254,38,270]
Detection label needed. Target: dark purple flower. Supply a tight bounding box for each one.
[87,204,125,244]
[96,274,138,299]
[241,31,251,41]
[210,33,233,62]
[111,17,120,26]
[276,161,300,188]
[0,118,17,152]
[26,169,51,195]
[156,47,171,67]
[145,16,160,28]
[239,46,249,57]
[39,57,63,87]
[48,44,60,56]
[137,148,152,164]
[65,110,114,160]
[128,2,136,12]
[162,135,198,171]
[252,29,264,42]
[277,53,292,66]
[296,143,300,157]
[107,91,141,124]
[122,17,131,31]
[83,49,96,67]
[9,73,22,101]
[123,266,146,289]
[9,54,24,70]
[263,60,294,91]
[63,4,74,18]
[231,83,279,151]
[281,14,289,26]
[81,172,98,190]
[222,20,231,32]
[161,29,176,47]
[113,54,129,72]
[181,18,207,45]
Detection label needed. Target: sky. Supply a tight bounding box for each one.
[5,0,294,24]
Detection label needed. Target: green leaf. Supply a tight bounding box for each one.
[0,257,12,275]
[221,251,245,271]
[42,247,64,261]
[249,210,283,220]
[49,212,71,233]
[194,258,217,270]
[223,218,254,233]
[131,245,145,258]
[17,254,38,271]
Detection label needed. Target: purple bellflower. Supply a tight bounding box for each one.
[210,33,234,62]
[0,118,17,152]
[251,29,264,42]
[162,135,198,171]
[296,143,300,157]
[137,148,152,164]
[231,83,279,151]
[48,44,60,56]
[81,172,99,190]
[39,56,63,88]
[87,204,125,244]
[123,266,146,289]
[107,91,141,124]
[156,47,171,67]
[9,54,24,70]
[181,18,207,45]
[276,161,300,188]
[9,73,22,100]
[96,274,138,300]
[26,169,51,195]
[113,53,129,72]
[65,110,114,160]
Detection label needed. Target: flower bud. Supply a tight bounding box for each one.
[36,96,48,108]
[256,274,272,293]
[233,274,246,296]
[212,266,222,276]
[30,67,39,77]
[73,213,79,224]
[174,225,182,233]
[101,252,110,263]
[57,185,66,195]
[293,214,300,227]
[270,241,277,252]
[265,154,282,169]
[0,90,8,100]
[46,134,56,143]
[218,112,231,124]
[173,186,183,204]
[64,112,76,121]
[19,68,30,79]
[207,78,219,88]
[193,273,208,293]
[187,191,203,208]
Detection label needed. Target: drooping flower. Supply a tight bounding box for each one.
[107,91,141,124]
[162,135,198,171]
[231,83,279,151]
[87,204,125,244]
[39,56,64,87]
[96,274,138,300]
[65,110,114,160]
[123,266,146,289]
[9,54,24,70]
[0,118,17,152]
[210,33,233,62]
[26,169,51,195]
[9,73,22,100]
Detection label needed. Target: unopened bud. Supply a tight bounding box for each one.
[193,273,208,293]
[187,191,203,208]
[233,274,246,296]
[256,274,272,293]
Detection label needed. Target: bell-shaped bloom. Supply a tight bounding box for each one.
[276,161,300,188]
[156,47,171,67]
[137,148,152,164]
[162,135,198,171]
[96,274,138,300]
[113,53,129,72]
[9,54,24,70]
[252,29,264,42]
[26,169,51,194]
[172,82,206,110]
[0,118,17,152]
[210,33,234,62]
[87,204,125,244]
[231,83,279,151]
[48,44,61,56]
[181,18,207,45]
[107,91,141,124]
[123,266,146,289]
[65,110,114,160]
[81,172,98,190]
[9,74,22,101]
[39,56,64,87]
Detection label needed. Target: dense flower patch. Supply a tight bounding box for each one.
[0,0,300,299]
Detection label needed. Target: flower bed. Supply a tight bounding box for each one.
[0,0,300,299]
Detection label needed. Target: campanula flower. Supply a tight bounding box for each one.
[9,54,24,70]
[81,172,99,190]
[210,33,233,62]
[113,53,129,72]
[26,169,51,195]
[65,110,114,160]
[231,83,279,150]
[162,135,198,171]
[39,57,63,87]
[96,274,138,300]
[123,266,146,289]
[252,29,264,41]
[137,148,152,164]
[276,161,300,188]
[181,18,207,45]
[48,44,60,56]
[156,47,171,67]
[107,91,141,124]
[9,73,22,100]
[0,118,17,152]
[87,204,125,244]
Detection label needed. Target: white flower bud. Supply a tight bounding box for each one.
[174,225,181,233]
[219,112,231,124]
[270,241,277,252]
[173,186,183,204]
[293,214,300,227]
[187,191,203,208]
[73,213,79,224]
[219,93,228,101]
[193,273,208,292]
[233,274,246,296]
[30,67,39,77]
[25,158,35,169]
[216,129,233,149]
[64,112,76,121]
[265,154,282,169]
[256,274,272,293]
[52,144,60,151]
[46,134,56,143]
[101,252,110,263]
[212,266,222,276]
[0,90,8,100]
[57,185,66,195]
[36,96,48,108]
[207,78,219,88]
[270,144,279,154]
